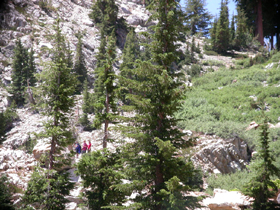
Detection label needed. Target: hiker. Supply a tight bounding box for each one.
[82,140,88,154]
[75,142,81,158]
[88,140,92,152]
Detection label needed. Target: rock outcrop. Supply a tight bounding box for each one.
[192,136,249,174]
[0,0,152,94]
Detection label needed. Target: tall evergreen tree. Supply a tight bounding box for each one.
[79,80,93,130]
[229,13,235,47]
[119,0,201,208]
[215,0,230,53]
[10,40,36,107]
[21,19,77,209]
[184,0,212,35]
[234,6,251,50]
[119,28,140,103]
[73,32,87,93]
[243,117,280,209]
[93,33,117,148]
[89,0,118,37]
[39,18,77,170]
[210,17,218,50]
[234,0,264,46]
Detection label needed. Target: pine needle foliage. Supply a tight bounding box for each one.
[22,18,77,210]
[93,33,118,148]
[0,174,15,210]
[89,0,118,37]
[10,39,36,107]
[184,0,212,35]
[36,19,77,170]
[22,168,74,210]
[73,32,87,93]
[76,149,127,210]
[118,0,202,209]
[0,106,17,144]
[119,28,140,103]
[243,116,280,209]
[215,0,230,53]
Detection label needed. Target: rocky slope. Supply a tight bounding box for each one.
[0,0,257,209]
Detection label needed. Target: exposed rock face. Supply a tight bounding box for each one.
[0,147,36,191]
[0,0,152,89]
[192,136,249,174]
[203,189,252,210]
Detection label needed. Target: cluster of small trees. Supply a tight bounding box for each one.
[209,0,257,53]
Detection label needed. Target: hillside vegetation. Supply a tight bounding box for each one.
[180,50,280,195]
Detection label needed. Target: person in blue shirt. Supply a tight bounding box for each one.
[75,142,81,158]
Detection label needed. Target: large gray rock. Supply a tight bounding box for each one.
[192,136,249,174]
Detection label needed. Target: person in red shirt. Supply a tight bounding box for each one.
[82,141,88,154]
[87,140,92,153]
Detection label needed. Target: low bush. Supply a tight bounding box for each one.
[0,106,18,143]
[186,64,202,77]
[204,50,218,56]
[271,51,280,62]
[206,170,251,195]
[201,60,224,67]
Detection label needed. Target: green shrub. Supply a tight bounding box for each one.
[202,60,224,67]
[204,50,218,56]
[186,64,202,77]
[38,0,57,13]
[252,53,268,64]
[206,170,251,195]
[271,51,280,62]
[0,106,18,144]
[232,53,249,59]
[0,175,15,210]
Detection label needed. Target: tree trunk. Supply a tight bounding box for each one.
[155,161,164,210]
[270,34,274,50]
[256,0,264,46]
[104,89,109,149]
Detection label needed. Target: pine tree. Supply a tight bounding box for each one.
[119,0,202,208]
[234,6,251,50]
[89,0,118,37]
[119,28,140,103]
[40,18,77,170]
[21,19,77,210]
[229,13,235,47]
[79,80,93,130]
[22,168,74,210]
[10,39,36,107]
[184,0,212,35]
[215,0,230,53]
[93,33,117,148]
[243,117,280,209]
[210,17,218,50]
[77,149,127,209]
[73,32,87,93]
